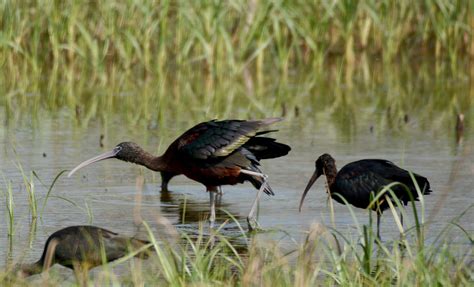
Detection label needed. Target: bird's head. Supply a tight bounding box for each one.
[299,153,335,212]
[113,142,146,163]
[10,263,42,279]
[68,142,144,177]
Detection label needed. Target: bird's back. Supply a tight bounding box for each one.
[163,118,289,193]
[46,226,149,269]
[333,159,432,211]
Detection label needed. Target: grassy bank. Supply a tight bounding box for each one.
[1,204,472,286]
[0,166,472,286]
[0,0,471,80]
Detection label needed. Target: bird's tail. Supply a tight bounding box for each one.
[248,175,274,196]
[244,136,291,160]
[412,174,432,200]
[257,117,283,126]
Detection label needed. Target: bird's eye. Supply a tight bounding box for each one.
[114,146,123,153]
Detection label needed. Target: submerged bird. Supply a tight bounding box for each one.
[17,226,150,277]
[68,118,291,230]
[299,154,432,239]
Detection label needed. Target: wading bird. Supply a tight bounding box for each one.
[68,118,291,230]
[299,154,432,239]
[18,226,150,278]
[160,135,292,192]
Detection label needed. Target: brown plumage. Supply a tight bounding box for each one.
[18,226,150,277]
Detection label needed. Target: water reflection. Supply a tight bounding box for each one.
[455,113,464,146]
[5,236,13,268]
[159,190,243,228]
[0,56,471,138]
[130,174,247,250]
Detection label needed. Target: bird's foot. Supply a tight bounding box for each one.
[397,237,408,251]
[247,217,263,232]
[216,193,223,202]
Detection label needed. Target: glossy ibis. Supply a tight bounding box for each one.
[159,134,292,192]
[68,118,291,230]
[17,226,150,278]
[299,154,432,239]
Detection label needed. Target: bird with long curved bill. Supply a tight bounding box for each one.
[299,154,432,239]
[68,118,291,230]
[16,226,150,280]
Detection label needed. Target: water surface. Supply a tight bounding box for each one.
[0,57,472,276]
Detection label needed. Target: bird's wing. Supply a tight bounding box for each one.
[243,136,291,160]
[335,160,429,208]
[176,118,282,160]
[334,168,395,208]
[358,159,431,195]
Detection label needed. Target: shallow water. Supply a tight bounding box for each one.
[0,58,472,276]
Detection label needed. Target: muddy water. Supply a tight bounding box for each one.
[0,62,473,275]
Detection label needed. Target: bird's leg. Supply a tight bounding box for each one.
[247,182,265,231]
[73,263,89,287]
[376,213,381,241]
[208,187,217,228]
[399,210,405,242]
[241,170,269,231]
[400,211,403,229]
[215,186,223,205]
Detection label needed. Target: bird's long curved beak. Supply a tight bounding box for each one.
[68,150,118,177]
[299,171,320,212]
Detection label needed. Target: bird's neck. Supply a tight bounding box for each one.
[136,152,168,172]
[324,165,338,190]
[20,260,43,277]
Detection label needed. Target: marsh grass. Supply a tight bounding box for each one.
[19,168,38,220]
[35,170,68,218]
[0,1,471,140]
[0,0,470,78]
[1,177,15,237]
[2,173,472,286]
[0,163,94,232]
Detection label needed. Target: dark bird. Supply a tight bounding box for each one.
[299,154,432,239]
[160,132,291,192]
[17,226,150,278]
[68,118,291,230]
[160,171,179,192]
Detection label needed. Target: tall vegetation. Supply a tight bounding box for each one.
[0,0,470,81]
